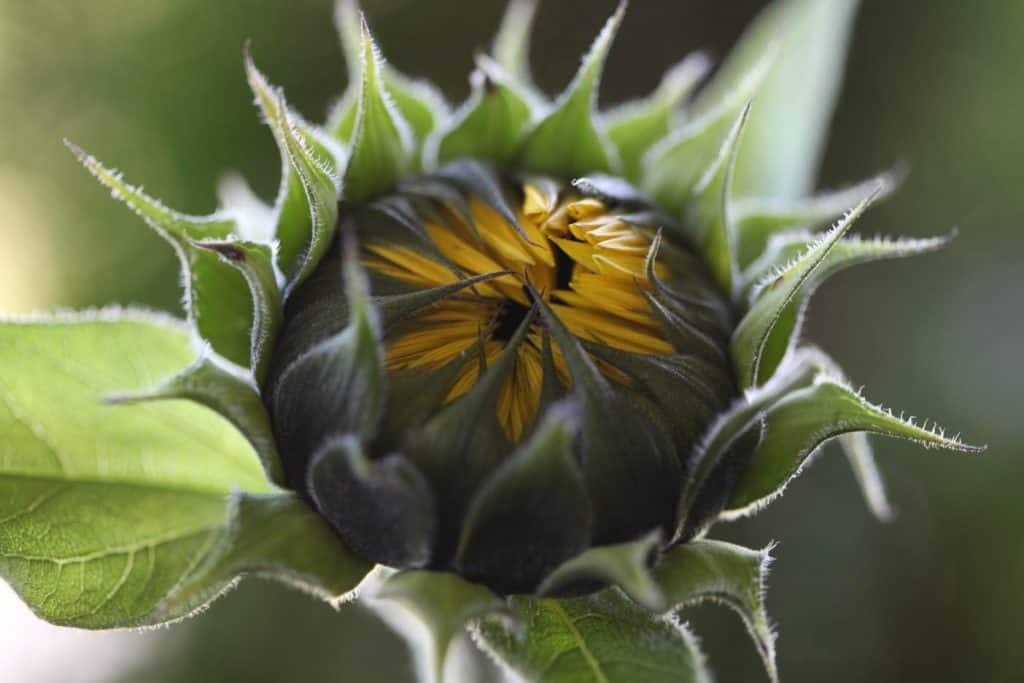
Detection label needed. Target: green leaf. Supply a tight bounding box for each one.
[726,377,985,516]
[607,53,711,182]
[106,353,284,487]
[192,239,282,384]
[152,491,372,622]
[432,56,534,166]
[246,54,341,291]
[476,588,711,683]
[655,540,777,683]
[455,402,591,594]
[341,17,414,201]
[734,170,901,268]
[687,103,751,296]
[674,347,825,541]
[735,225,948,390]
[642,53,770,215]
[330,0,446,151]
[492,0,539,90]
[730,187,879,388]
[67,144,254,369]
[517,2,625,177]
[771,346,896,521]
[538,531,665,612]
[730,0,861,199]
[0,312,268,628]
[742,231,950,296]
[370,569,505,683]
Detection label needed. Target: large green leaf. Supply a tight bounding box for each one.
[0,312,269,628]
[107,353,284,487]
[655,540,777,683]
[476,588,711,683]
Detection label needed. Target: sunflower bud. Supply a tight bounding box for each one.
[265,163,736,591]
[27,1,982,679]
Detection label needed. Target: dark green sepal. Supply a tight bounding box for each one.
[644,291,729,364]
[643,232,734,344]
[270,238,385,486]
[375,355,470,455]
[308,436,436,568]
[105,353,284,486]
[530,285,680,546]
[405,306,535,562]
[538,531,665,611]
[584,343,733,460]
[455,401,592,594]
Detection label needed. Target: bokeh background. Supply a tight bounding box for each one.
[1,0,1020,681]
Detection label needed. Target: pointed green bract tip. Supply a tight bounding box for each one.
[342,16,413,201]
[688,102,752,297]
[492,0,539,88]
[517,2,627,177]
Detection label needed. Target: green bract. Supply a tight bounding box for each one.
[0,1,983,681]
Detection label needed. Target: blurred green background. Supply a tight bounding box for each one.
[0,0,1019,681]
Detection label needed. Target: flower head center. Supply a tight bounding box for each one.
[363,182,672,441]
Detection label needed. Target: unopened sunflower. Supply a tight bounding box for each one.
[0,1,982,681]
